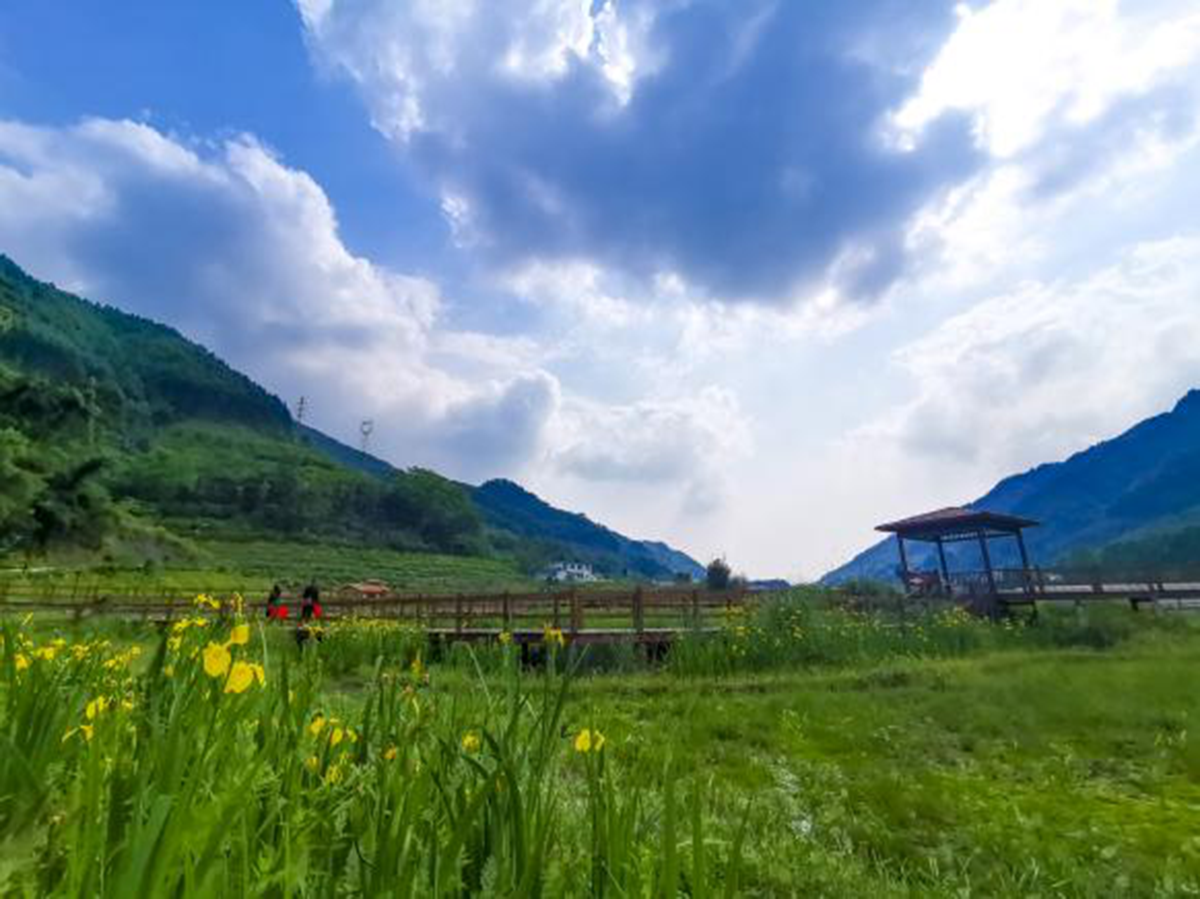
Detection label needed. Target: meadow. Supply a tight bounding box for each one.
[1,592,1198,896]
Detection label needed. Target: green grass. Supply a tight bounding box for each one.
[0,540,534,602]
[2,600,1199,895]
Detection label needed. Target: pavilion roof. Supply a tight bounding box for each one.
[876,506,1039,542]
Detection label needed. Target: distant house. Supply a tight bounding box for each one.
[747,579,791,593]
[542,562,600,583]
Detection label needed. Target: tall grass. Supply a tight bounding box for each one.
[0,608,741,896]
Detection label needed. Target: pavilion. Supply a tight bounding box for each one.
[876,507,1040,597]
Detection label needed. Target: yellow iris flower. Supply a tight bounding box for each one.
[223,661,255,694]
[202,642,231,678]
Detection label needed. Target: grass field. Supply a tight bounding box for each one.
[2,594,1198,895]
[0,540,535,602]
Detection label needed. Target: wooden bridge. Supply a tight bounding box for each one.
[0,585,753,646]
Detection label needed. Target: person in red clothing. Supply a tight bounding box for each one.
[295,582,324,647]
[301,582,322,621]
[265,584,289,621]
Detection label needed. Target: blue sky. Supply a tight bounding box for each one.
[2,1,1200,577]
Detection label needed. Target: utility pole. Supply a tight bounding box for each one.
[360,419,375,455]
[295,395,308,427]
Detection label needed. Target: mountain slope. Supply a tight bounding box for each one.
[471,479,705,580]
[0,253,702,577]
[824,390,1200,583]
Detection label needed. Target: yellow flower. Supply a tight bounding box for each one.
[461,731,481,754]
[163,664,175,678]
[80,724,94,742]
[383,745,398,761]
[85,697,109,720]
[228,623,251,647]
[167,635,183,653]
[14,653,29,672]
[330,727,344,747]
[309,715,326,737]
[410,655,425,679]
[33,646,57,662]
[223,661,255,694]
[324,764,343,786]
[498,631,513,646]
[305,755,320,772]
[542,625,566,648]
[202,642,231,679]
[574,728,605,754]
[251,663,265,686]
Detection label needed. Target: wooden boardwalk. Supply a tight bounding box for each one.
[0,585,751,645]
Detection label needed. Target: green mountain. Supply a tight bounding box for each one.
[0,253,703,578]
[824,390,1200,583]
[470,479,705,580]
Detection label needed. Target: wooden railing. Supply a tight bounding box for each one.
[0,585,752,636]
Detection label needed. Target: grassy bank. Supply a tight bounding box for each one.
[1,598,1198,895]
[0,540,534,602]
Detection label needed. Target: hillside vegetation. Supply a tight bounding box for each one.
[0,254,701,581]
[0,255,486,561]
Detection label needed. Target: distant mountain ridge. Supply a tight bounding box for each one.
[0,252,703,577]
[300,431,705,579]
[471,479,706,580]
[824,390,1200,583]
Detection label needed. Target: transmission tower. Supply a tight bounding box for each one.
[360,419,375,455]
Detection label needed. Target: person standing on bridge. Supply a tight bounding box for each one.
[265,584,288,622]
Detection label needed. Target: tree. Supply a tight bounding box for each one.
[706,557,732,591]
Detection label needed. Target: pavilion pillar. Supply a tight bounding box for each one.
[936,537,951,593]
[977,531,997,595]
[896,536,910,584]
[1015,529,1032,591]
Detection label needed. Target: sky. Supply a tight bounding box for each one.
[2,1,1200,579]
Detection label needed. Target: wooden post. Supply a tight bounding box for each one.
[633,585,645,635]
[455,593,463,634]
[1015,529,1032,592]
[977,531,997,603]
[691,589,700,629]
[896,536,911,587]
[936,537,951,593]
[570,589,582,635]
[502,591,511,631]
[553,591,562,628]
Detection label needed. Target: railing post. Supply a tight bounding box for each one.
[691,589,700,629]
[456,593,463,634]
[502,591,511,631]
[570,589,582,635]
[633,585,645,635]
[553,591,562,628]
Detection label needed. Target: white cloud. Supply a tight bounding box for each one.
[863,236,1200,477]
[296,0,649,140]
[549,385,753,518]
[894,0,1200,157]
[0,116,558,480]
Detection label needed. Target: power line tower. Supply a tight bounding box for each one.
[359,419,375,455]
[295,395,308,427]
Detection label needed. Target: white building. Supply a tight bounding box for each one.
[542,561,600,583]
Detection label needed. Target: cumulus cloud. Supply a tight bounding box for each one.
[0,116,558,480]
[861,236,1200,477]
[551,386,752,517]
[298,0,980,306]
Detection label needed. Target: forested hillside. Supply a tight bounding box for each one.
[0,254,703,578]
[825,390,1200,583]
[0,255,484,558]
